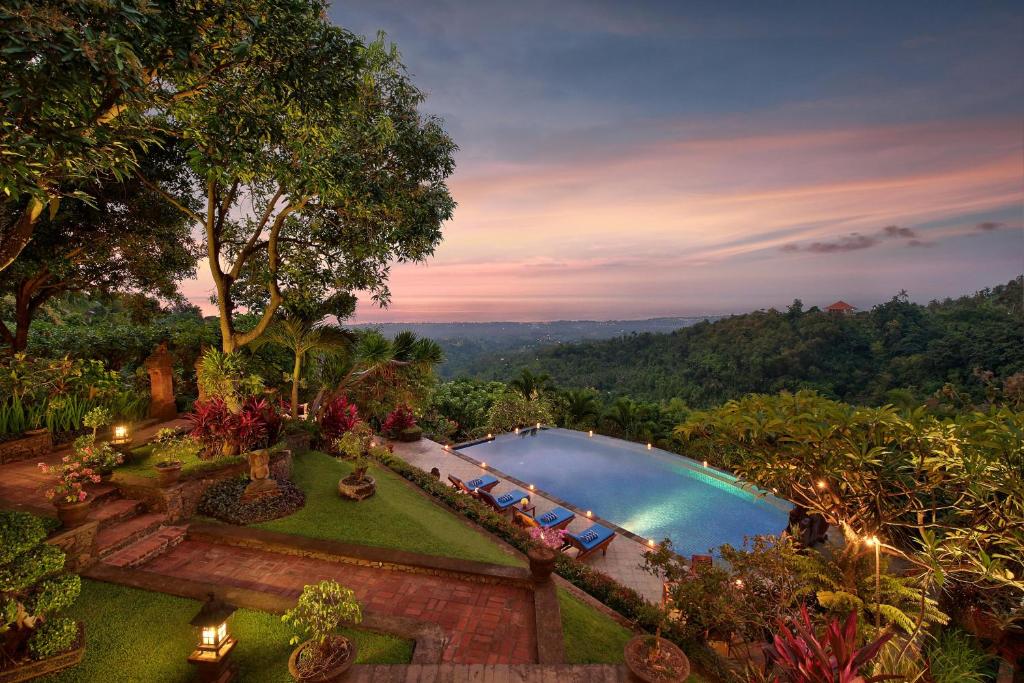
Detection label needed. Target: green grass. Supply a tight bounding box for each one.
[41,580,412,682]
[253,451,523,567]
[112,444,246,480]
[558,588,632,664]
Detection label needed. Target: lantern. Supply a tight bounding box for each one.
[188,593,237,682]
[110,423,132,450]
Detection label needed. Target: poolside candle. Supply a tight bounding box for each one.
[487,433,493,439]
[703,460,708,468]
[481,462,487,468]
[647,443,652,450]
[536,422,540,429]
[586,510,592,517]
[647,539,655,547]
[529,484,535,491]
[588,430,593,437]
[515,427,520,434]
[521,497,529,507]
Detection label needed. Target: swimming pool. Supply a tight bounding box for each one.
[458,428,789,559]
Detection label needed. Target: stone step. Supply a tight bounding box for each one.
[96,512,168,558]
[86,483,121,504]
[87,498,145,529]
[346,664,632,682]
[103,526,188,568]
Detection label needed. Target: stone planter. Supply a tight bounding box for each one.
[624,635,690,682]
[287,635,357,682]
[154,461,183,488]
[284,432,312,453]
[54,498,91,528]
[0,622,85,682]
[396,427,422,442]
[527,546,558,582]
[337,474,376,501]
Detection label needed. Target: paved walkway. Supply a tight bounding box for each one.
[390,437,663,603]
[0,418,191,514]
[138,539,538,664]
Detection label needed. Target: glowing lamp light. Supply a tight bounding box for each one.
[734,579,744,589]
[864,535,879,547]
[520,497,529,507]
[515,427,520,434]
[586,510,592,518]
[702,460,708,468]
[487,433,493,439]
[647,539,655,547]
[529,484,535,491]
[443,444,450,451]
[646,443,652,450]
[188,593,237,681]
[816,480,828,490]
[588,430,593,437]
[481,462,487,468]
[535,422,541,429]
[111,423,131,447]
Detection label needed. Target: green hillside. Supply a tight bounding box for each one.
[462,277,1024,407]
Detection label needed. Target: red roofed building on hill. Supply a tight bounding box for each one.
[826,300,856,315]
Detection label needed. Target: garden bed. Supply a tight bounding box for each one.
[198,476,306,524]
[37,580,412,682]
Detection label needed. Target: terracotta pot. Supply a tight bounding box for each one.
[287,635,357,682]
[154,461,182,488]
[527,546,558,582]
[624,635,690,682]
[54,498,91,528]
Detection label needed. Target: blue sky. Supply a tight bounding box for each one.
[195,1,1024,320]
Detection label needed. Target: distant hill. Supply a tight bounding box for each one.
[458,277,1024,407]
[352,317,717,378]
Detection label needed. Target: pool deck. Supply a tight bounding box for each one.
[389,437,664,603]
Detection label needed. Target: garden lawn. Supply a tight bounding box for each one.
[111,444,246,480]
[41,580,412,682]
[254,451,523,567]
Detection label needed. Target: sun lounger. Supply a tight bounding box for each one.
[478,488,530,513]
[562,523,615,560]
[514,505,575,530]
[448,473,499,494]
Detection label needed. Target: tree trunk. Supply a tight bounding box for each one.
[291,353,302,419]
[0,199,44,274]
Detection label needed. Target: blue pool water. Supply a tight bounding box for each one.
[459,428,789,558]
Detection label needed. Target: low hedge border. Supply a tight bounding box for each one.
[368,447,730,679]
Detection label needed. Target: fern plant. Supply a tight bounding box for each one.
[795,543,947,639]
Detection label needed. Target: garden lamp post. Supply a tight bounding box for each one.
[110,423,132,451]
[865,535,881,629]
[188,593,238,683]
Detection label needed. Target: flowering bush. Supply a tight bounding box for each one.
[528,526,566,550]
[38,458,100,504]
[71,434,123,474]
[318,396,359,442]
[381,405,416,436]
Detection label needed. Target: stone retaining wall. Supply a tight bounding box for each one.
[115,450,293,522]
[47,521,99,571]
[0,430,53,464]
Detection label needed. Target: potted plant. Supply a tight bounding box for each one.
[335,428,377,501]
[150,429,199,488]
[282,580,362,682]
[526,526,565,582]
[71,434,123,480]
[37,458,100,527]
[625,540,692,681]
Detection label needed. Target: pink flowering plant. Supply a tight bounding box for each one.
[528,526,566,551]
[72,434,123,474]
[38,457,101,504]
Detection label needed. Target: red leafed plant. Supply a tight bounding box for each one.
[188,398,278,458]
[381,405,417,435]
[319,395,360,442]
[765,605,896,683]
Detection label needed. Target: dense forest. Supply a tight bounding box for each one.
[462,277,1024,407]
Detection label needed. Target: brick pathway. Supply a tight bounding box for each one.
[348,663,632,681]
[138,539,538,664]
[391,437,664,602]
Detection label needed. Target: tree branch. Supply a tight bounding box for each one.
[136,173,204,225]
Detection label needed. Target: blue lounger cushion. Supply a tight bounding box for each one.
[537,506,573,528]
[466,474,498,490]
[494,489,529,507]
[571,524,614,550]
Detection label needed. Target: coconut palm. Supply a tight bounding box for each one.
[558,388,602,429]
[509,368,551,400]
[255,315,353,418]
[603,397,660,442]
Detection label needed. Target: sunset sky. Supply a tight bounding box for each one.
[182,1,1024,322]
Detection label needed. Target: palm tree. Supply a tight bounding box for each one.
[603,397,659,442]
[255,315,352,418]
[558,388,601,429]
[319,330,444,421]
[509,368,551,401]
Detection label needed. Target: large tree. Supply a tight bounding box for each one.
[0,144,199,352]
[0,0,304,273]
[156,15,456,354]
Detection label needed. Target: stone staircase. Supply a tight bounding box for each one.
[84,488,186,568]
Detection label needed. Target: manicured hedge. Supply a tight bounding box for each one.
[369,447,728,677]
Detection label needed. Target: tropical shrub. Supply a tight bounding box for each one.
[758,606,894,683]
[0,511,81,664]
[187,397,282,457]
[925,628,993,683]
[318,395,360,443]
[381,405,416,436]
[486,391,553,433]
[427,379,507,440]
[150,428,203,465]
